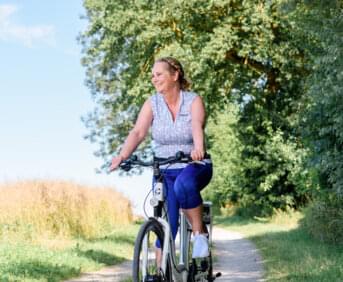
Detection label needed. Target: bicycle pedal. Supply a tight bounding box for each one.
[213,272,222,280]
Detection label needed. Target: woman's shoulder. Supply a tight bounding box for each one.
[149,93,161,113]
[149,92,162,101]
[182,90,198,103]
[183,90,198,96]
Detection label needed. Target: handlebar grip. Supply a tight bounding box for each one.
[119,161,132,171]
[130,155,138,161]
[175,151,185,160]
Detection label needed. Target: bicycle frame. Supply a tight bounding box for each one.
[157,212,191,282]
[121,152,218,281]
[153,178,216,281]
[153,174,191,282]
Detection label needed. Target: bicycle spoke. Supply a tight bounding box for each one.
[138,230,159,280]
[133,219,169,281]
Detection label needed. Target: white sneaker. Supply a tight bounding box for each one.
[192,234,209,258]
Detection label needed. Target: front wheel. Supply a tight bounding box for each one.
[132,218,172,282]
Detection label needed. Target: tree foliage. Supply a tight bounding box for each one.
[296,1,343,195]
[204,103,244,212]
[288,0,343,243]
[80,0,312,214]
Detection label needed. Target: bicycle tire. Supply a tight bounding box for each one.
[132,218,172,282]
[207,251,214,282]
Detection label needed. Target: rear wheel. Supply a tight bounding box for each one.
[132,218,172,282]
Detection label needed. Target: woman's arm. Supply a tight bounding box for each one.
[191,95,206,161]
[110,99,153,171]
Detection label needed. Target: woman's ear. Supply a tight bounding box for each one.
[173,71,180,82]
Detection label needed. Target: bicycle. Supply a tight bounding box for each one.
[120,151,221,282]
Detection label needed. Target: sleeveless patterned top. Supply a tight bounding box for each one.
[150,91,197,162]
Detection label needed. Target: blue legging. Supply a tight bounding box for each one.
[154,162,212,248]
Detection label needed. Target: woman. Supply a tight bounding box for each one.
[110,57,212,259]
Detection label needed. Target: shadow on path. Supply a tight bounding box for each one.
[76,249,125,265]
[64,260,132,282]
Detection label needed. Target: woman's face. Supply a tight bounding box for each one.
[151,62,179,94]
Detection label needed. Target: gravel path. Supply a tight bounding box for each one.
[64,261,131,282]
[65,227,264,282]
[212,227,264,281]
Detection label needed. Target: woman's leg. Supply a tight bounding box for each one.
[182,205,204,234]
[173,163,212,257]
[174,163,212,230]
[155,248,162,269]
[154,169,182,265]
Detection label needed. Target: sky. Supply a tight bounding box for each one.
[0,1,151,215]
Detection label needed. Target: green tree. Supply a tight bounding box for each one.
[299,1,343,195]
[204,103,243,212]
[289,0,343,243]
[80,0,311,214]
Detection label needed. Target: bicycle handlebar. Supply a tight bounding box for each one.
[119,151,194,172]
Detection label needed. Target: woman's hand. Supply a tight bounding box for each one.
[191,148,204,161]
[109,155,124,171]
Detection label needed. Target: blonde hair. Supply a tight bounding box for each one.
[155,57,191,90]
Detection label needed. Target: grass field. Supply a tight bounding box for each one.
[0,180,133,239]
[215,211,343,281]
[0,224,139,282]
[2,180,342,281]
[0,180,138,282]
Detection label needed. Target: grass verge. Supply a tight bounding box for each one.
[0,180,139,281]
[215,211,343,281]
[0,224,139,282]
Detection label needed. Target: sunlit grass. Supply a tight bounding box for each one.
[0,180,133,239]
[216,210,343,281]
[0,224,139,282]
[0,180,138,281]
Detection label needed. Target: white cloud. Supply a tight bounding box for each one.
[0,4,55,47]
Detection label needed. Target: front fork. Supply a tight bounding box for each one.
[179,210,191,268]
[158,217,189,282]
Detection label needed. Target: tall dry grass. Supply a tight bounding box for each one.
[0,180,133,240]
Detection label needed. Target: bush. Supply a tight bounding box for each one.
[302,194,343,244]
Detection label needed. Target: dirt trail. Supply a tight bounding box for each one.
[64,261,131,282]
[65,227,264,282]
[212,227,264,281]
